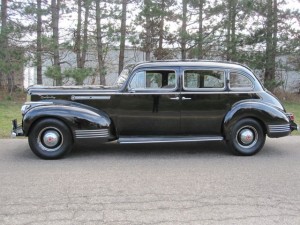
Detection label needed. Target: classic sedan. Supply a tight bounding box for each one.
[12,60,299,159]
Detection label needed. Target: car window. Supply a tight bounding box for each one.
[129,70,176,90]
[183,70,225,90]
[229,72,253,90]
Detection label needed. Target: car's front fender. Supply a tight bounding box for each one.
[23,101,115,142]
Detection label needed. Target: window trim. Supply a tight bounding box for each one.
[228,71,254,91]
[127,69,178,92]
[182,69,226,91]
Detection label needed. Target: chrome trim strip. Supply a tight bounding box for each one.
[32,91,120,96]
[181,91,262,94]
[268,124,290,133]
[75,129,110,138]
[76,130,109,133]
[119,136,223,144]
[122,91,262,95]
[32,91,263,96]
[71,96,111,100]
[122,92,181,95]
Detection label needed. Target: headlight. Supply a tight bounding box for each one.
[21,104,31,114]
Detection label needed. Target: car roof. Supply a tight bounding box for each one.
[131,60,253,73]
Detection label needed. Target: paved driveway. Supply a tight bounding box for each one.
[0,137,299,225]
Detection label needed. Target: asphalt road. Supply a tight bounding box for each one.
[0,137,299,225]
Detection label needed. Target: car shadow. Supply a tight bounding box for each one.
[14,138,286,160]
[69,141,231,159]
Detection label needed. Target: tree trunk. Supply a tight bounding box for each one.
[36,0,43,85]
[145,0,151,61]
[96,0,106,85]
[226,0,232,61]
[0,0,8,88]
[225,0,237,61]
[118,0,127,75]
[264,0,276,84]
[271,0,277,77]
[197,0,204,60]
[81,0,89,68]
[181,0,187,60]
[230,0,237,61]
[51,0,62,85]
[156,0,165,60]
[75,0,82,68]
[0,0,8,47]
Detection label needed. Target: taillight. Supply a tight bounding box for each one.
[286,113,295,121]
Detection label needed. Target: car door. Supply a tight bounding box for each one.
[117,67,181,136]
[180,67,230,135]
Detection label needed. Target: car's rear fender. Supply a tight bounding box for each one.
[223,101,291,139]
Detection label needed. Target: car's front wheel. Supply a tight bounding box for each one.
[28,118,73,159]
[227,118,266,156]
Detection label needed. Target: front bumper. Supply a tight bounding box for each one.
[11,119,24,138]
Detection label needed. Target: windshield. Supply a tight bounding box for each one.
[115,64,136,88]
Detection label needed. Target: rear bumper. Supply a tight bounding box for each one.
[11,119,24,138]
[290,122,299,132]
[267,121,299,138]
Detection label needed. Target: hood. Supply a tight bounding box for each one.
[27,85,120,101]
[27,85,119,94]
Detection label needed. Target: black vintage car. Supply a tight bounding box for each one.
[12,60,298,159]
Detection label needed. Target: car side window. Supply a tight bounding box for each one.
[229,72,253,90]
[129,70,176,90]
[183,70,225,90]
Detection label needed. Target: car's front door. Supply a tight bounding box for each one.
[180,67,230,135]
[117,67,181,136]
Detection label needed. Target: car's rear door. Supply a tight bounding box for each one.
[180,67,230,135]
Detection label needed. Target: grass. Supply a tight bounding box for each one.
[0,100,23,138]
[0,91,26,138]
[284,101,300,135]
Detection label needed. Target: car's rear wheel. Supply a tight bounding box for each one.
[28,118,73,159]
[227,118,266,156]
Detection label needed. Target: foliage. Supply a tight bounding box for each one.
[264,79,284,92]
[44,66,62,81]
[0,0,299,90]
[63,67,94,85]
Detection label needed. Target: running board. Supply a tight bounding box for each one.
[118,135,224,144]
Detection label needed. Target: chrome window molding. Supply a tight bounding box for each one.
[182,69,226,92]
[127,69,178,92]
[228,71,255,91]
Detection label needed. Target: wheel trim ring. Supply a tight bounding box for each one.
[236,125,258,149]
[37,127,64,152]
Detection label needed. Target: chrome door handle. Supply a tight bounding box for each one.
[182,97,191,100]
[170,97,180,100]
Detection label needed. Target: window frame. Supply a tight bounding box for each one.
[127,68,178,92]
[182,68,226,91]
[228,70,255,91]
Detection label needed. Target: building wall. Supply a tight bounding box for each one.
[23,48,300,92]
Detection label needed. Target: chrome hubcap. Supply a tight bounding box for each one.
[37,127,63,152]
[236,126,258,149]
[43,130,60,147]
[240,129,254,145]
